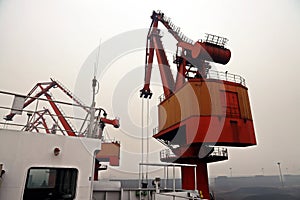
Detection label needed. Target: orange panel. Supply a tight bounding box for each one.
[237,87,252,120]
[184,116,256,146]
[158,80,253,132]
[155,116,256,147]
[97,142,120,156]
[96,142,120,166]
[156,79,256,147]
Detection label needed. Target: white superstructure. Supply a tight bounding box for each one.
[0,128,101,200]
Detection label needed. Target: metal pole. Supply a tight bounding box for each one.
[173,166,175,192]
[277,162,284,188]
[89,153,96,200]
[138,164,141,189]
[164,166,167,189]
[194,166,197,191]
[167,166,169,189]
[88,77,96,138]
[138,164,142,200]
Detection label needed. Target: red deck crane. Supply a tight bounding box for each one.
[5,79,120,180]
[5,79,119,136]
[141,11,256,199]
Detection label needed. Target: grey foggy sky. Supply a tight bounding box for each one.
[0,0,300,178]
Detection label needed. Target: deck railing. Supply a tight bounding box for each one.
[159,70,246,102]
[206,70,246,86]
[0,90,96,136]
[160,147,228,160]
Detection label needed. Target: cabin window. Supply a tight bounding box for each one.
[23,167,78,200]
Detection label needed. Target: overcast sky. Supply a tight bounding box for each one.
[0,0,300,178]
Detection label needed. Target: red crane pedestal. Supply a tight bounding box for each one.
[181,162,209,198]
[161,143,229,199]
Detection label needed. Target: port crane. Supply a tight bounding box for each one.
[141,10,256,199]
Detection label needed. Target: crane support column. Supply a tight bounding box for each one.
[181,161,209,199]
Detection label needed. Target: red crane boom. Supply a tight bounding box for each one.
[141,10,231,99]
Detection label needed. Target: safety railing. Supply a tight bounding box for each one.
[204,33,228,47]
[153,127,159,135]
[206,70,246,86]
[210,147,228,158]
[158,70,246,102]
[160,147,228,160]
[155,191,202,200]
[0,89,98,136]
[138,162,198,192]
[160,148,176,160]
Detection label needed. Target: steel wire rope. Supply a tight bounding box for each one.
[141,97,144,182]
[146,97,150,181]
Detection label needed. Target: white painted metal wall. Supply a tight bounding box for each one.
[0,129,101,200]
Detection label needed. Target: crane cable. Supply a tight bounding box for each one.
[141,97,151,184]
[141,97,144,181]
[141,21,153,184]
[146,98,150,180]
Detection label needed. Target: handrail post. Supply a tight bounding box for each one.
[173,166,175,192]
[164,166,167,189]
[194,166,197,191]
[167,166,169,189]
[138,163,141,189]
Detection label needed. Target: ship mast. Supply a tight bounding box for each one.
[87,76,98,138]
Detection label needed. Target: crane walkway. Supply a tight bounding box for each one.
[153,10,194,44]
